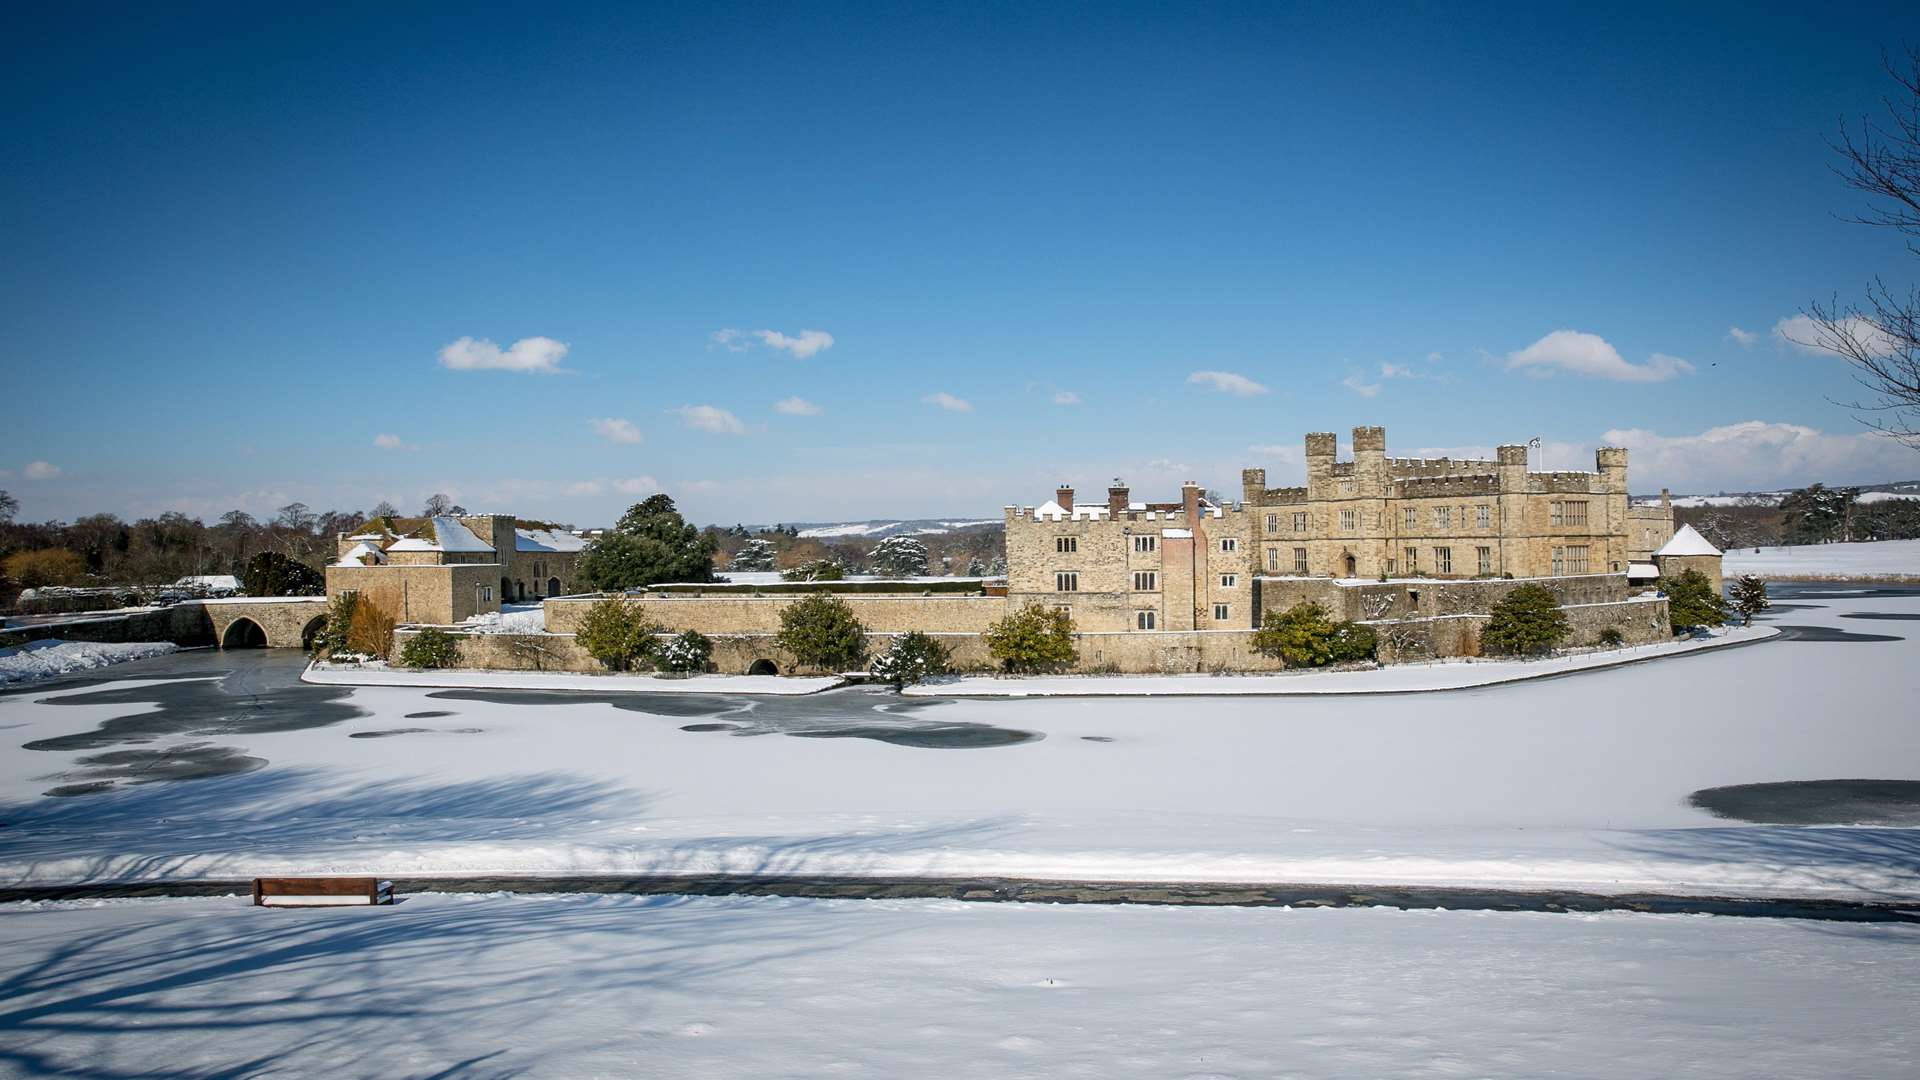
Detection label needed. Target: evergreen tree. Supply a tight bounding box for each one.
[965,556,987,576]
[870,631,952,687]
[576,494,718,590]
[781,558,844,582]
[776,594,868,672]
[1729,574,1770,627]
[1251,602,1377,667]
[1663,568,1727,632]
[868,535,930,578]
[983,606,1077,673]
[730,538,777,572]
[575,596,663,671]
[242,551,325,596]
[1479,583,1572,656]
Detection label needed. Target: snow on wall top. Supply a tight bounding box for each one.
[1655,523,1722,557]
[174,575,242,590]
[515,528,587,553]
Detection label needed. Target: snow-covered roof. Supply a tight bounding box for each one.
[174,575,242,590]
[385,537,440,552]
[516,527,587,553]
[1627,562,1660,580]
[1161,528,1193,539]
[432,516,495,552]
[335,542,385,566]
[1033,500,1112,521]
[1655,524,1721,558]
[345,532,386,541]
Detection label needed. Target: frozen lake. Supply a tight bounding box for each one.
[2,584,1916,897]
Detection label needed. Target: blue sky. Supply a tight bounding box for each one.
[5,2,1917,526]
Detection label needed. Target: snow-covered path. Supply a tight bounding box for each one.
[1,585,1915,898]
[1,893,1915,1078]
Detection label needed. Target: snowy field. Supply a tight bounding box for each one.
[0,640,178,686]
[1,584,1915,899]
[0,893,1914,1078]
[1725,538,1920,579]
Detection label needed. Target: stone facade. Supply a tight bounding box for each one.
[324,513,586,625]
[543,591,1004,637]
[1003,480,1255,633]
[1238,426,1652,582]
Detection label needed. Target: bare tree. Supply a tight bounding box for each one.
[423,493,454,516]
[1799,47,1920,446]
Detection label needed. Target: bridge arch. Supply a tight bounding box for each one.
[221,617,268,649]
[300,615,325,650]
[747,658,779,676]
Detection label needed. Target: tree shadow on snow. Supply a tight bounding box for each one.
[0,890,871,1078]
[1609,826,1920,900]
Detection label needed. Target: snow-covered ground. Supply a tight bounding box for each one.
[455,603,546,634]
[0,893,1913,1077]
[1,585,1914,898]
[0,639,178,686]
[906,624,1776,696]
[302,665,845,695]
[1725,538,1920,580]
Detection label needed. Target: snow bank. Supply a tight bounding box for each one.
[456,606,548,634]
[0,639,179,685]
[905,625,1778,696]
[300,664,844,695]
[1724,538,1920,580]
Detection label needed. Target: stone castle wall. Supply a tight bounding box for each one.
[541,592,1006,636]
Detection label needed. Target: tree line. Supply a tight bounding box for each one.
[1678,483,1920,550]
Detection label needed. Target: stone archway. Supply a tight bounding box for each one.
[221,617,268,649]
[548,577,561,597]
[300,615,325,651]
[747,658,779,676]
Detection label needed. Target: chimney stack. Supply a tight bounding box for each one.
[1108,478,1130,516]
[1182,480,1201,522]
[1055,484,1074,513]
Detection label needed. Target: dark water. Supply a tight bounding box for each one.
[1840,612,1920,621]
[8,651,1037,797]
[1769,625,1905,643]
[1690,780,1920,826]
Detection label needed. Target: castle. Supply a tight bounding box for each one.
[322,424,1721,675]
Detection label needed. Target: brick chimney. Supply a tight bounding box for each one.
[1182,480,1201,521]
[1108,478,1130,516]
[1055,484,1074,513]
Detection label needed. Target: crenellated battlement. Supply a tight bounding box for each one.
[1395,474,1501,498]
[1385,457,1499,479]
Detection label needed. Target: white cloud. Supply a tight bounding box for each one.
[588,417,645,445]
[922,392,973,413]
[1602,420,1918,491]
[371,434,418,451]
[1426,351,1444,363]
[437,335,570,373]
[775,396,823,416]
[1505,330,1694,382]
[712,328,835,359]
[1143,458,1191,473]
[1727,326,1758,348]
[23,461,60,480]
[1342,372,1382,398]
[1246,444,1300,464]
[675,404,746,434]
[1186,370,1269,397]
[1052,390,1082,406]
[564,480,605,497]
[614,476,662,495]
[1772,314,1899,359]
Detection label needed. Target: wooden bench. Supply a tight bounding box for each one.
[252,876,393,907]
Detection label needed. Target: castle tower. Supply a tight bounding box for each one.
[1241,467,1266,507]
[1595,447,1629,572]
[1352,425,1388,496]
[1495,444,1529,574]
[1305,432,1337,500]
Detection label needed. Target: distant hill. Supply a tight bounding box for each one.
[1633,480,1920,508]
[742,519,1004,540]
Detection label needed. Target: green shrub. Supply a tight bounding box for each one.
[1597,626,1625,648]
[775,593,868,672]
[983,606,1077,673]
[1480,584,1571,656]
[870,631,952,687]
[397,627,461,669]
[311,591,358,657]
[1661,568,1726,632]
[1251,602,1374,667]
[575,596,663,672]
[660,629,713,673]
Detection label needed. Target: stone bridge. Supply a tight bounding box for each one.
[198,597,330,649]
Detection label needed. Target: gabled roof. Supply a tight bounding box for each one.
[431,515,495,552]
[335,541,385,566]
[1655,523,1721,557]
